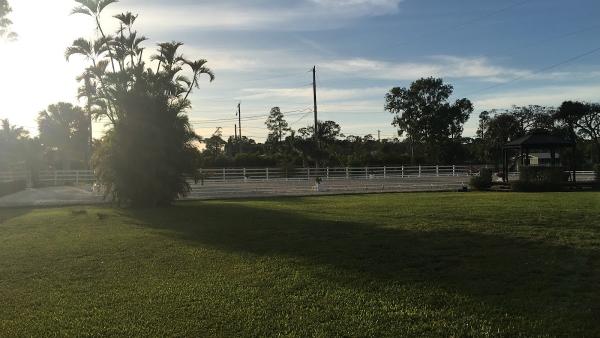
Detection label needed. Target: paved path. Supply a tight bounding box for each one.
[0,186,105,208]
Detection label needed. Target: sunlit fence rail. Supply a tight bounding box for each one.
[0,170,95,185]
[196,165,472,182]
[0,166,596,201]
[188,166,474,199]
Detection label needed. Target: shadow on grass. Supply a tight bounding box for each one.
[0,207,33,225]
[127,200,600,333]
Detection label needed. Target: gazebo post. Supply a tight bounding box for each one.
[572,144,577,183]
[503,148,509,183]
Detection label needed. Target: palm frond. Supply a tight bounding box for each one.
[98,0,119,14]
[114,12,137,26]
[175,75,192,87]
[71,6,93,16]
[65,38,93,60]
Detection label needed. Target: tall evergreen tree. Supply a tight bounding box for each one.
[265,107,290,143]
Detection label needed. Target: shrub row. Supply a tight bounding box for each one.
[470,168,493,191]
[512,167,567,192]
[0,180,26,198]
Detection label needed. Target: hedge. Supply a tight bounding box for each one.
[470,168,493,191]
[511,167,567,192]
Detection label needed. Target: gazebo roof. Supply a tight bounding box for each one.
[504,134,574,149]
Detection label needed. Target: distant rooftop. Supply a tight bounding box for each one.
[505,134,574,148]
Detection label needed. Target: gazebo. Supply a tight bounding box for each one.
[502,134,576,183]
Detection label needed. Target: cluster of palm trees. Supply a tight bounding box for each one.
[0,0,16,40]
[63,0,215,206]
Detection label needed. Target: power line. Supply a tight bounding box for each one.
[463,45,600,97]
[189,108,312,125]
[387,0,531,50]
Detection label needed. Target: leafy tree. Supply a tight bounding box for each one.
[37,103,90,170]
[476,111,523,167]
[204,128,226,157]
[507,105,555,133]
[556,101,600,161]
[265,107,290,143]
[0,0,16,40]
[68,0,214,206]
[298,120,343,143]
[0,119,29,169]
[385,77,472,163]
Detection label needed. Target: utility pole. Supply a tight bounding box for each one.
[237,102,242,153]
[237,102,242,140]
[312,66,318,146]
[234,124,238,140]
[378,130,381,142]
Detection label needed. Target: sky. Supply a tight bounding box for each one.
[0,0,599,141]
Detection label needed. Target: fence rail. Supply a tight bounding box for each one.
[197,165,473,182]
[0,166,595,186]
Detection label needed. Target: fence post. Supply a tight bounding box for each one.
[222,168,226,181]
[452,165,456,177]
[326,167,330,179]
[307,167,310,180]
[436,165,439,177]
[383,166,387,179]
[419,165,422,178]
[243,168,246,179]
[266,168,269,180]
[345,167,349,179]
[401,165,404,178]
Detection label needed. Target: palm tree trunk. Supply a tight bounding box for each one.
[95,16,116,73]
[183,75,197,101]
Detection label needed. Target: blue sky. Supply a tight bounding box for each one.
[1,0,599,140]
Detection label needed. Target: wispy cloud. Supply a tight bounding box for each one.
[112,0,403,31]
[474,84,600,110]
[321,56,534,82]
[240,86,387,101]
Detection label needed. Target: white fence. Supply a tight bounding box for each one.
[2,166,472,186]
[197,165,472,182]
[0,166,595,199]
[1,166,596,185]
[0,170,95,185]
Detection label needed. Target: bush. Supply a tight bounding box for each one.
[0,180,26,197]
[511,167,566,192]
[470,168,493,191]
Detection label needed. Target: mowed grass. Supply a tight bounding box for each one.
[0,192,599,336]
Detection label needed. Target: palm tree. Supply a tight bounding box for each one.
[151,41,184,73]
[0,119,28,141]
[67,4,215,206]
[71,0,119,72]
[0,119,29,170]
[183,59,215,101]
[65,37,109,64]
[0,0,16,40]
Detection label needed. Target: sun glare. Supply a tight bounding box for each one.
[0,1,93,134]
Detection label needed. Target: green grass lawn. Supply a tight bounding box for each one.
[0,192,599,336]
